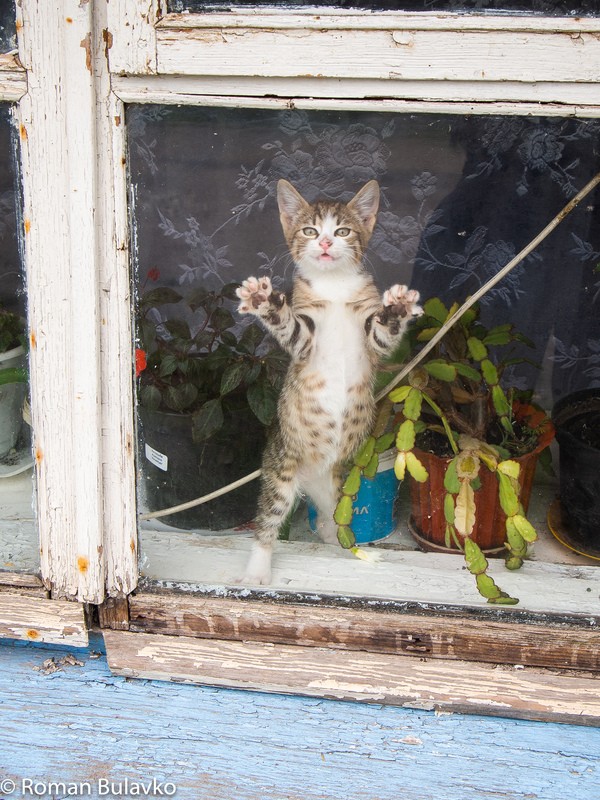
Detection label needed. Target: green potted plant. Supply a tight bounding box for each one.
[334,297,554,605]
[0,307,28,460]
[135,272,288,530]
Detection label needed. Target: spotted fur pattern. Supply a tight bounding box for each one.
[236,179,422,585]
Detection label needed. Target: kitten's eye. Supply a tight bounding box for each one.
[335,227,351,237]
[302,227,319,238]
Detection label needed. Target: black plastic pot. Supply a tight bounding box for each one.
[138,407,266,531]
[552,389,600,548]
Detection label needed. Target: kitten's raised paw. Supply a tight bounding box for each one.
[236,276,273,314]
[382,284,423,319]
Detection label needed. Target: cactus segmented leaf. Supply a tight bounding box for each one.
[342,466,362,497]
[337,525,355,549]
[363,453,379,480]
[406,452,428,482]
[444,493,455,524]
[483,328,513,346]
[512,513,537,543]
[423,297,448,323]
[409,368,429,391]
[453,362,482,382]
[492,385,511,419]
[445,524,453,549]
[396,419,416,452]
[497,471,519,517]
[456,452,480,480]
[497,459,520,479]
[334,495,354,526]
[467,336,488,361]
[480,358,499,385]
[464,536,488,575]
[394,452,406,481]
[417,327,441,342]
[354,436,376,467]
[505,555,524,571]
[475,573,503,599]
[374,431,396,453]
[444,458,461,494]
[488,594,520,605]
[505,517,528,558]
[455,480,476,536]
[388,384,412,404]
[424,360,457,382]
[403,388,423,421]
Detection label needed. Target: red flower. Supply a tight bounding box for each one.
[147,267,160,282]
[135,349,147,377]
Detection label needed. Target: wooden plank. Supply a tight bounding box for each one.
[94,3,139,598]
[0,593,88,646]
[18,1,105,601]
[0,572,46,597]
[113,73,600,111]
[106,0,159,74]
[139,532,600,618]
[156,25,600,83]
[0,52,26,101]
[128,593,600,673]
[0,571,44,589]
[5,639,600,800]
[160,11,600,33]
[103,629,600,726]
[98,596,130,630]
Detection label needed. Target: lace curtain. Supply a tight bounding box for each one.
[128,105,600,406]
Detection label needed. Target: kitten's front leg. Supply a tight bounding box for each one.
[367,284,423,356]
[237,276,313,357]
[237,276,282,317]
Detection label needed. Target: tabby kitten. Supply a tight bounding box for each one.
[236,179,422,585]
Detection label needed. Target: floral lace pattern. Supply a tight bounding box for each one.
[128,105,600,405]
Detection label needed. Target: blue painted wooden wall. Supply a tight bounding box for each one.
[1,637,599,800]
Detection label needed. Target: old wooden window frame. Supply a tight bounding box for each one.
[1,1,599,721]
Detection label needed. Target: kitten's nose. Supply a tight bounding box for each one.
[319,237,332,251]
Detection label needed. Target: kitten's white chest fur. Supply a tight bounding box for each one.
[308,272,371,415]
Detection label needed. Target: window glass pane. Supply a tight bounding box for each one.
[129,104,599,608]
[0,0,16,54]
[168,1,600,16]
[0,104,38,577]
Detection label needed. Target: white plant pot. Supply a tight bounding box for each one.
[0,344,28,459]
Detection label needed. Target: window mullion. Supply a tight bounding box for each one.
[18,1,105,602]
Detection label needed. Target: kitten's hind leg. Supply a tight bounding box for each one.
[301,465,343,546]
[239,447,300,586]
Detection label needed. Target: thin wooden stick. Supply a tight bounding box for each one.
[142,170,600,520]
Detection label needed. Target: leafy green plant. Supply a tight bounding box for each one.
[0,308,26,355]
[334,297,554,605]
[0,308,27,386]
[136,272,288,442]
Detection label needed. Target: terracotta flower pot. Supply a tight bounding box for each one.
[409,407,554,554]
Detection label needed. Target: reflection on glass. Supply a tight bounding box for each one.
[129,104,600,588]
[168,1,600,16]
[0,103,37,576]
[0,0,15,54]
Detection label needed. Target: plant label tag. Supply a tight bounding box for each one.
[145,443,168,472]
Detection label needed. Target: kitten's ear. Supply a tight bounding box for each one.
[277,179,310,228]
[347,180,380,234]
